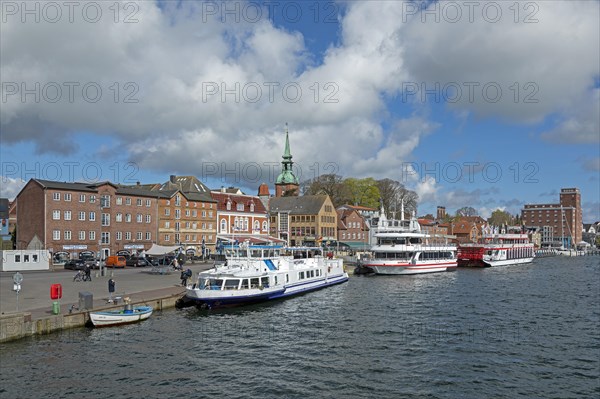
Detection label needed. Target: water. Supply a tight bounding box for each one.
[1,257,598,399]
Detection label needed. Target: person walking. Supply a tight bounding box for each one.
[108,278,115,302]
[180,270,188,286]
[84,264,92,281]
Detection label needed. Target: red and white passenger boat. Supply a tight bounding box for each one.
[458,226,535,267]
[361,207,457,275]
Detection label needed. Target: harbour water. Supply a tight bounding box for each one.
[1,256,598,398]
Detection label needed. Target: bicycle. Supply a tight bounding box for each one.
[73,270,92,282]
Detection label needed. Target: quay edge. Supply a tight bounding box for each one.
[0,291,183,344]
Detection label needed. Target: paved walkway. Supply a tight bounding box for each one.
[1,262,214,318]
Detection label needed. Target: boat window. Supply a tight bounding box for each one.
[212,279,224,290]
[241,279,249,289]
[224,279,240,290]
[200,279,209,289]
[274,276,278,285]
[260,277,269,288]
[250,278,260,289]
[286,274,289,283]
[251,249,262,258]
[299,271,305,279]
[409,237,421,244]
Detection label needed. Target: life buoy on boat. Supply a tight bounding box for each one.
[258,285,264,291]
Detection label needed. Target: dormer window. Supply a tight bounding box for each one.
[226,200,231,211]
[237,203,244,211]
[250,202,254,212]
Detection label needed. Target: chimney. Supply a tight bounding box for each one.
[170,175,177,183]
[221,186,226,193]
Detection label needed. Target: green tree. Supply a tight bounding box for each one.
[343,177,380,209]
[487,209,512,226]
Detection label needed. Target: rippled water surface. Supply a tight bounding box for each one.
[1,256,599,398]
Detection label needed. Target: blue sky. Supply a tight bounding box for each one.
[1,0,599,221]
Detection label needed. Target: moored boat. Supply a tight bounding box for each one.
[361,207,457,275]
[458,226,534,267]
[184,243,348,309]
[89,305,153,327]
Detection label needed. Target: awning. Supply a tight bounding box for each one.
[339,241,370,249]
[145,243,181,255]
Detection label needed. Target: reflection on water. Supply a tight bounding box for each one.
[1,257,598,399]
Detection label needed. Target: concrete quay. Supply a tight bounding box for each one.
[0,262,213,343]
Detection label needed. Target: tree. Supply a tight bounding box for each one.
[456,206,478,217]
[343,177,380,209]
[376,178,418,219]
[301,174,350,207]
[487,209,512,226]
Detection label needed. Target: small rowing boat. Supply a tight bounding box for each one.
[89,305,153,327]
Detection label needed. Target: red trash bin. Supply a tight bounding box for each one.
[50,284,62,300]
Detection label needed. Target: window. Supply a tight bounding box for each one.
[175,209,180,219]
[137,198,142,206]
[78,211,85,221]
[101,213,110,226]
[192,222,197,229]
[64,193,71,201]
[125,198,131,205]
[79,194,86,202]
[250,203,254,212]
[165,208,171,216]
[185,234,190,241]
[165,234,170,242]
[53,192,60,201]
[137,232,142,240]
[116,197,123,205]
[146,199,151,207]
[125,232,131,240]
[89,195,96,203]
[101,232,110,244]
[201,223,206,229]
[220,219,227,233]
[175,195,181,206]
[52,210,60,220]
[101,195,110,208]
[89,231,96,240]
[226,201,231,211]
[136,214,142,223]
[254,221,260,232]
[209,211,213,218]
[79,231,85,240]
[166,200,170,206]
[116,213,122,222]
[64,211,71,221]
[53,230,60,240]
[202,211,206,218]
[263,221,268,231]
[165,221,171,228]
[237,203,244,211]
[145,232,151,240]
[175,222,180,231]
[192,210,197,217]
[116,231,122,241]
[146,214,151,223]
[185,209,190,217]
[64,230,72,240]
[175,233,180,243]
[125,213,131,223]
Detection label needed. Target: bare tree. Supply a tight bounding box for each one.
[456,206,479,217]
[377,178,418,219]
[301,174,350,207]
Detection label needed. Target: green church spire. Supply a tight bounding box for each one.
[276,123,299,185]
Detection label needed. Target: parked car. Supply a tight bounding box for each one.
[105,255,126,268]
[64,259,87,270]
[125,256,155,267]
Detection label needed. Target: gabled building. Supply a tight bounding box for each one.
[336,207,369,250]
[450,216,487,243]
[211,188,278,245]
[269,195,337,246]
[151,175,218,257]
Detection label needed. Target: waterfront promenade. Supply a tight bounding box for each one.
[0,262,214,342]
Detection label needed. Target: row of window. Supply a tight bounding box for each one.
[341,232,366,240]
[345,221,362,229]
[52,210,152,224]
[164,221,214,231]
[291,215,316,223]
[320,215,335,223]
[163,234,213,243]
[225,201,255,212]
[52,192,216,209]
[52,230,152,243]
[164,208,214,218]
[299,269,322,279]
[218,219,268,233]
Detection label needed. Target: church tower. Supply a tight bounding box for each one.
[275,123,299,197]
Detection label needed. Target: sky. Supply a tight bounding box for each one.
[1,0,599,222]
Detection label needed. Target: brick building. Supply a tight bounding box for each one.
[521,188,583,247]
[16,179,160,259]
[336,207,369,250]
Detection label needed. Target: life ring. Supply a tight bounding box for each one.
[258,285,264,291]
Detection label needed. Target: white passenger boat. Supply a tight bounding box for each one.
[89,305,153,327]
[361,208,457,275]
[184,243,348,309]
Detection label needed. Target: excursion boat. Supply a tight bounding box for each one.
[361,207,457,275]
[458,226,535,267]
[89,305,153,327]
[183,243,348,309]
